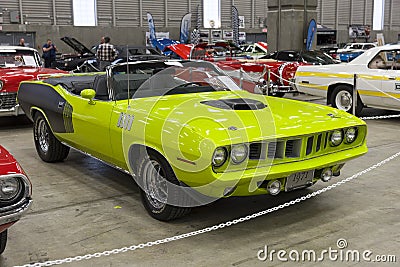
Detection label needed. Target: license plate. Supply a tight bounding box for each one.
[285,170,314,191]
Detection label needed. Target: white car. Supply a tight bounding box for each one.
[337,42,377,53]
[294,44,400,115]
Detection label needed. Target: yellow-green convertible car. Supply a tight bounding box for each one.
[17,60,367,220]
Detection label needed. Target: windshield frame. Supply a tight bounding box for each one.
[108,60,243,100]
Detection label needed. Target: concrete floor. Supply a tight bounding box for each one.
[1,94,399,267]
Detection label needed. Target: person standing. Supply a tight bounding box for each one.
[97,36,116,71]
[18,38,25,47]
[42,39,57,68]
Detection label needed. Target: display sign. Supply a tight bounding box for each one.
[349,25,371,39]
[223,30,233,40]
[203,0,221,28]
[239,16,245,28]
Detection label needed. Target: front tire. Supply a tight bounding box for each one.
[33,113,70,162]
[331,85,363,116]
[0,230,7,254]
[137,150,192,221]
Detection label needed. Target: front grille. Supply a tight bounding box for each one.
[248,131,331,162]
[306,136,314,155]
[316,134,322,152]
[267,141,285,159]
[0,92,17,110]
[249,142,263,160]
[285,139,302,158]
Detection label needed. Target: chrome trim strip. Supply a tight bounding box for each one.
[61,142,131,175]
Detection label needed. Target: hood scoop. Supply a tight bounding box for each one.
[201,98,267,110]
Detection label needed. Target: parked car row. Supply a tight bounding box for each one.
[52,37,166,72]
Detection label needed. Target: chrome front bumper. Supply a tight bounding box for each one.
[0,199,32,226]
[0,104,25,117]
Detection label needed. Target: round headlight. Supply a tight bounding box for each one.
[231,144,248,164]
[330,130,343,146]
[0,177,21,201]
[212,147,227,167]
[344,127,357,143]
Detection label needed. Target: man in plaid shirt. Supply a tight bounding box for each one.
[97,36,116,71]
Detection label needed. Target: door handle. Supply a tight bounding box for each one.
[388,77,396,80]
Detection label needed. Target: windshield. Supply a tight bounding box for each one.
[0,50,39,67]
[110,61,242,100]
[302,51,335,64]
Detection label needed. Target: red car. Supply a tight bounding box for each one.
[163,43,300,97]
[0,46,67,116]
[0,145,32,254]
[215,59,301,97]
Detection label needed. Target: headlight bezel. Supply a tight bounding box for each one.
[230,143,249,164]
[0,176,22,202]
[212,147,228,167]
[344,127,358,144]
[0,80,4,90]
[330,129,343,146]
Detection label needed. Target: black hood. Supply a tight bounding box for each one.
[61,37,95,56]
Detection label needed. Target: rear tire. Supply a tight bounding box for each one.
[33,113,70,162]
[331,85,363,116]
[0,230,7,255]
[137,149,192,221]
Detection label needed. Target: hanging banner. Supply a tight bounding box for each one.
[191,5,201,45]
[232,6,239,45]
[180,13,192,44]
[147,12,156,43]
[306,19,317,51]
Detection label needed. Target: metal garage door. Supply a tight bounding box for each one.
[97,0,112,26]
[115,0,139,27]
[55,0,72,25]
[22,0,53,24]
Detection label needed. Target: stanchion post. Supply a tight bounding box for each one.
[353,74,357,115]
[266,69,271,96]
[240,67,243,89]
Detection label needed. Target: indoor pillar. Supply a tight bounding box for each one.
[267,0,317,51]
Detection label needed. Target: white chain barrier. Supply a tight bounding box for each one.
[361,114,400,120]
[15,150,400,267]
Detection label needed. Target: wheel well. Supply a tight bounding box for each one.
[128,144,166,176]
[31,109,39,120]
[327,83,353,105]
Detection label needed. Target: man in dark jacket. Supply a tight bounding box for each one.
[42,39,57,68]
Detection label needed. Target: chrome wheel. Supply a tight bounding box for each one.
[142,159,168,210]
[335,90,352,111]
[37,119,49,153]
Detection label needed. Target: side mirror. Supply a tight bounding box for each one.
[80,89,96,105]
